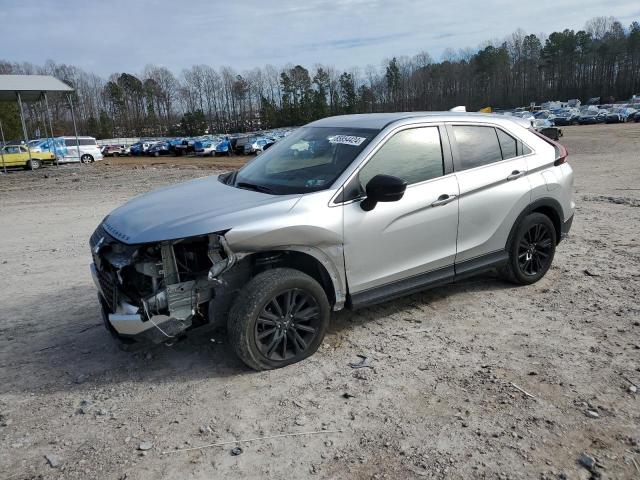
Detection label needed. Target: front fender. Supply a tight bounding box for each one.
[224,190,347,309]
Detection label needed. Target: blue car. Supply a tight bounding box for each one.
[129,142,145,156]
[130,142,157,156]
[167,138,187,156]
[147,142,171,157]
[215,138,232,156]
[27,137,67,157]
[170,138,196,156]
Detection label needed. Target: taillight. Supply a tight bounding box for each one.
[530,129,568,166]
[553,143,568,165]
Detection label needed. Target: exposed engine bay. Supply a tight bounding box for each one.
[90,224,240,346]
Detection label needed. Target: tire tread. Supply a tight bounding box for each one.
[227,268,330,370]
[501,212,556,285]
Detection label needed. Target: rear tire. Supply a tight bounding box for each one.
[81,154,94,163]
[227,268,330,370]
[500,213,556,285]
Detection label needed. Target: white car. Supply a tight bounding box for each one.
[195,139,221,156]
[59,136,104,163]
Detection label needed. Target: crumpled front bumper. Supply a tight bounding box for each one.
[90,263,186,348]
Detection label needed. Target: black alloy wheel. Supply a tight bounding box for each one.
[517,223,553,276]
[254,288,321,362]
[228,268,330,370]
[500,212,557,285]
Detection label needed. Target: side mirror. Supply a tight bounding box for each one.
[360,174,407,211]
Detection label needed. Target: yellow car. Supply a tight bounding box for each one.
[0,145,56,170]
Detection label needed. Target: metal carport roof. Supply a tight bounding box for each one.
[0,74,78,173]
[0,74,73,101]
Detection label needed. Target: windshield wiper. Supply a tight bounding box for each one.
[235,181,275,194]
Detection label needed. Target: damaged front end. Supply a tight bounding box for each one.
[89,223,235,348]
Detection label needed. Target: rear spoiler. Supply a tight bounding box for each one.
[529,129,568,166]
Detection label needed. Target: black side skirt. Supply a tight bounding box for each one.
[348,250,509,310]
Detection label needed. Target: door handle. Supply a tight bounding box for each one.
[431,194,457,207]
[507,170,526,181]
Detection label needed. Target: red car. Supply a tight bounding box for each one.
[102,145,127,157]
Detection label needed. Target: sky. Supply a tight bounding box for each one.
[0,0,639,77]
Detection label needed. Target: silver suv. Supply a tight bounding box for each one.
[90,112,574,370]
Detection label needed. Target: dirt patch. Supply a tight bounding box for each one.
[99,154,249,171]
[0,122,639,479]
[582,195,640,207]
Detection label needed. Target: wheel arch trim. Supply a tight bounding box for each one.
[507,198,564,249]
[242,245,346,311]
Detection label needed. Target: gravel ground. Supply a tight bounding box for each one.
[0,123,639,480]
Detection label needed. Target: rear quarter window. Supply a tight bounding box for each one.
[496,129,517,159]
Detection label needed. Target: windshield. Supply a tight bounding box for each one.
[228,126,378,194]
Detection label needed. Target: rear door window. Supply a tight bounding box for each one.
[452,125,503,170]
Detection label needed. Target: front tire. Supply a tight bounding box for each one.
[501,213,556,285]
[227,268,330,370]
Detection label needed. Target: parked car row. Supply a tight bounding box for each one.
[497,103,639,127]
[98,128,292,159]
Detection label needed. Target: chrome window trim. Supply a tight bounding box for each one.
[446,122,536,175]
[329,120,448,207]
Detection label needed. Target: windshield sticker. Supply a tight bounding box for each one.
[305,179,327,187]
[328,135,366,146]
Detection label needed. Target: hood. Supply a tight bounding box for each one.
[103,175,301,244]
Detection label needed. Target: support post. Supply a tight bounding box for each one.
[66,93,81,163]
[0,119,6,174]
[16,91,34,165]
[43,92,58,166]
[39,98,48,140]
